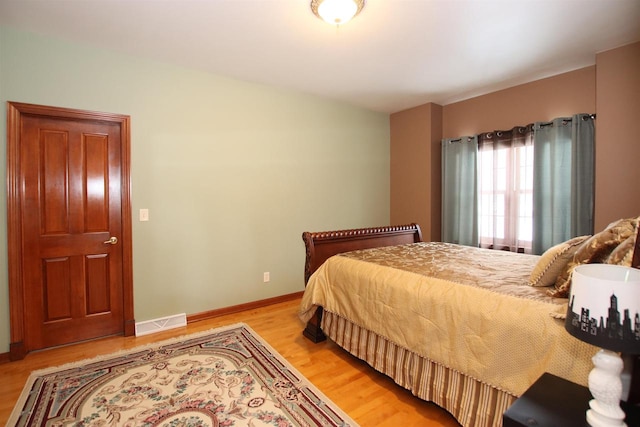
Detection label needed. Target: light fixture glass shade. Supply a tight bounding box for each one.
[311,0,365,26]
[565,264,640,353]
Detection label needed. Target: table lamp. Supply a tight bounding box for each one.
[565,264,640,427]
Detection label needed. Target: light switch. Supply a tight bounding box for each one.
[139,209,149,221]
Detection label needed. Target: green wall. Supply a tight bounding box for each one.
[0,26,390,353]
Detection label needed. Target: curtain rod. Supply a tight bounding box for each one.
[446,136,475,144]
[539,113,596,127]
[445,114,595,142]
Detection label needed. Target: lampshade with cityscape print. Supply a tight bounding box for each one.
[565,263,640,427]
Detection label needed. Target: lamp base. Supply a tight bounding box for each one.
[587,403,627,427]
[587,349,627,427]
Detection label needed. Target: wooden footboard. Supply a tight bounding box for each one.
[301,223,423,342]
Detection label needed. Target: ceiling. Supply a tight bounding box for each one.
[1,0,639,114]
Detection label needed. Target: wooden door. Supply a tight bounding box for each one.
[7,102,134,360]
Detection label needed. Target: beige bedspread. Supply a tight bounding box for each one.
[299,242,599,396]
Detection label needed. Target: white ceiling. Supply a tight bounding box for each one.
[1,0,639,113]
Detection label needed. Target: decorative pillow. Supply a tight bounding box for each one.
[528,235,590,287]
[549,216,639,298]
[606,235,635,267]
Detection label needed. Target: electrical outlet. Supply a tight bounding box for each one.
[263,272,270,283]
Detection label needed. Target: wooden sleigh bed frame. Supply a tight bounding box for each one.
[300,222,640,427]
[302,223,423,342]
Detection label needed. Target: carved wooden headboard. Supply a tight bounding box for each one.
[302,223,423,284]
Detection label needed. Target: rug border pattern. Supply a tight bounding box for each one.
[8,322,358,427]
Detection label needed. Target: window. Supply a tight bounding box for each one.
[478,128,533,253]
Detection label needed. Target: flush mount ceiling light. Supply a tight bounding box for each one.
[311,0,365,26]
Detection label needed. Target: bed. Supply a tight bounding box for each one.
[298,220,640,427]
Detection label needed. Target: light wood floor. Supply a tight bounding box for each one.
[0,298,461,426]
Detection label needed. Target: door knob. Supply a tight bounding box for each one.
[103,236,118,245]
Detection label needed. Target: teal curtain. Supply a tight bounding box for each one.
[532,114,594,254]
[442,136,478,246]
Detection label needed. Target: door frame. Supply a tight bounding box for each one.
[6,101,135,360]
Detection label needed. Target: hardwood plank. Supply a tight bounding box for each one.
[0,298,461,426]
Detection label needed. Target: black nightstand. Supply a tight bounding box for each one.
[503,373,640,427]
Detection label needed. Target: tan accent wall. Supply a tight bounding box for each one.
[391,43,640,239]
[594,41,640,230]
[442,66,596,138]
[390,103,442,241]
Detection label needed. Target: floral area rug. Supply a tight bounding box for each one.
[8,323,358,427]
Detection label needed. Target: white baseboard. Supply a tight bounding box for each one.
[135,313,187,336]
